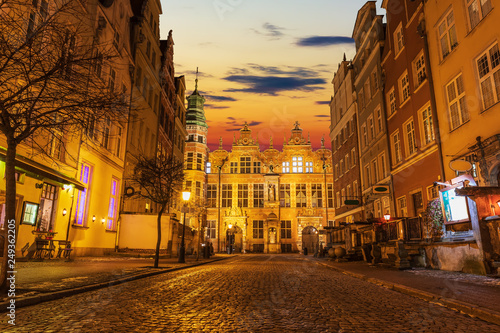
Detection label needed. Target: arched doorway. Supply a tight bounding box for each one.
[228,225,243,253]
[302,226,319,255]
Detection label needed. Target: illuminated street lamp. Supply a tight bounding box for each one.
[227,223,233,254]
[178,190,191,263]
[383,214,391,222]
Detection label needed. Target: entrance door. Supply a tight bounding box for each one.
[38,183,57,231]
[233,226,243,253]
[302,226,319,254]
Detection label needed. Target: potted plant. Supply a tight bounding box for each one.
[423,199,444,241]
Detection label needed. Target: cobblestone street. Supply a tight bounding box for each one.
[3,255,499,332]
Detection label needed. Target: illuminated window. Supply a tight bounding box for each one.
[207,184,217,208]
[282,161,290,173]
[292,156,303,173]
[240,157,251,173]
[391,130,402,164]
[107,178,119,230]
[295,184,306,207]
[413,52,426,87]
[305,161,313,173]
[238,184,248,207]
[312,184,322,208]
[387,87,397,117]
[404,118,417,156]
[186,152,193,170]
[253,220,264,239]
[394,23,405,55]
[221,184,232,208]
[280,184,290,207]
[254,184,264,208]
[253,162,261,174]
[206,220,216,239]
[206,162,211,174]
[397,196,407,217]
[399,71,410,104]
[327,184,334,208]
[280,220,292,239]
[420,105,435,145]
[74,163,93,226]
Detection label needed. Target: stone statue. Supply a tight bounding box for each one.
[268,184,275,201]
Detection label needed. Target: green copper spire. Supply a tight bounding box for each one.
[186,68,208,128]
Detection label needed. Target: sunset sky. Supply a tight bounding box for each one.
[160,0,384,151]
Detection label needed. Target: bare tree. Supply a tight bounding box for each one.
[129,153,185,268]
[0,0,130,291]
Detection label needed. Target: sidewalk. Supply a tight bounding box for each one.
[1,253,231,311]
[307,256,500,326]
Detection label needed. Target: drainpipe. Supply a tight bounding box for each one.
[419,19,446,182]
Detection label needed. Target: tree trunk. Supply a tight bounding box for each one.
[0,139,17,294]
[154,204,166,268]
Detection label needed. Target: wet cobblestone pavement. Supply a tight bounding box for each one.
[3,255,499,332]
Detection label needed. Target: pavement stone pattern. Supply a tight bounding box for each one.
[3,255,500,332]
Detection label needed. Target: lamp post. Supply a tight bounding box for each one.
[178,190,191,263]
[227,223,233,254]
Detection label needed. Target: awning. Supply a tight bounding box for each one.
[0,147,85,191]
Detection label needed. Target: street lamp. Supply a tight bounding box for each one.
[227,223,233,254]
[384,214,391,222]
[179,190,191,263]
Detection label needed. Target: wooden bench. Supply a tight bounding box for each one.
[56,240,73,259]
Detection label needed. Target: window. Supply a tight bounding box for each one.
[253,162,261,174]
[439,10,458,59]
[37,183,57,231]
[387,87,397,117]
[238,184,248,207]
[340,159,344,177]
[195,181,201,198]
[107,178,119,230]
[221,184,232,208]
[305,161,313,173]
[394,23,405,55]
[391,131,402,164]
[280,184,291,207]
[358,88,365,110]
[476,43,500,110]
[102,117,111,150]
[74,163,92,226]
[427,185,439,200]
[353,181,359,199]
[206,162,212,174]
[404,119,417,156]
[198,136,204,143]
[399,72,410,104]
[230,162,238,173]
[371,158,379,184]
[351,148,357,167]
[446,74,470,130]
[376,108,383,133]
[345,154,350,171]
[350,118,356,136]
[207,184,217,208]
[341,188,346,206]
[374,200,382,218]
[292,156,303,173]
[254,184,264,208]
[312,184,322,208]
[368,116,375,142]
[253,220,264,239]
[420,105,435,145]
[364,80,371,105]
[206,220,216,239]
[186,152,193,170]
[336,192,341,209]
[114,125,123,158]
[371,69,379,93]
[282,161,290,173]
[364,164,371,188]
[327,184,334,208]
[196,153,203,170]
[397,196,408,217]
[240,157,251,173]
[281,220,292,239]
[296,184,306,207]
[50,132,64,162]
[413,52,426,87]
[382,197,390,215]
[335,164,339,180]
[379,152,387,180]
[467,0,492,30]
[361,123,368,147]
[108,69,116,92]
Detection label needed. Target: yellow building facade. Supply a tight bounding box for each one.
[424,0,500,186]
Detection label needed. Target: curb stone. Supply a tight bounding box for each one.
[1,256,231,312]
[315,261,500,326]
